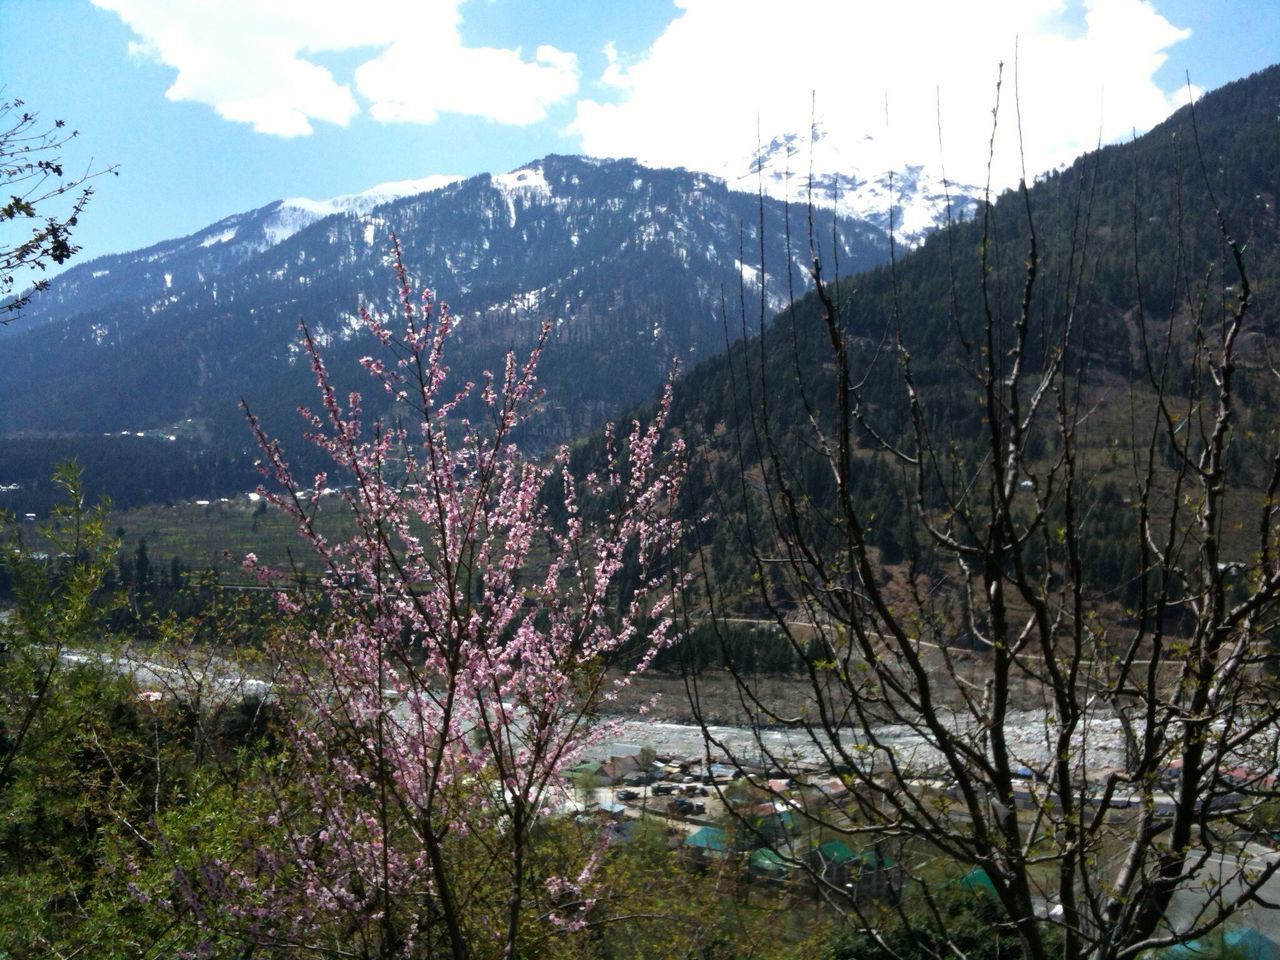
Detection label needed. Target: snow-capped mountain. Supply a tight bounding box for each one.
[9,136,977,352]
[0,145,997,511]
[4,175,468,336]
[271,174,465,244]
[0,155,890,455]
[715,126,983,248]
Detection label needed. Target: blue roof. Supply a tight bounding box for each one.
[1157,929,1280,960]
[1225,930,1280,960]
[685,826,729,852]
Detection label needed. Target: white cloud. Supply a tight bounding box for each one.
[356,42,579,126]
[93,0,579,137]
[570,0,1194,188]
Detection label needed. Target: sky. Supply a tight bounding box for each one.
[3,0,1279,274]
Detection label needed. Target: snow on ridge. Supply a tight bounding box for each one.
[271,174,466,246]
[34,171,469,301]
[492,165,552,197]
[715,126,982,248]
[278,196,339,218]
[487,165,555,228]
[263,203,328,247]
[199,227,238,248]
[281,173,465,220]
[345,174,464,208]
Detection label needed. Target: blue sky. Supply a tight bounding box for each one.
[3,0,1279,276]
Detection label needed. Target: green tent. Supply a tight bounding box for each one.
[814,839,856,865]
[959,867,997,895]
[685,826,729,853]
[749,847,790,879]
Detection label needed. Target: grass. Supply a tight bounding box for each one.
[107,494,358,581]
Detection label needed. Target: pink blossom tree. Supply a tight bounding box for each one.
[184,241,686,959]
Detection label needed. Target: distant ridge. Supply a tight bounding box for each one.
[0,153,890,469]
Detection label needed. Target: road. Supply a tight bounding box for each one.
[1163,844,1280,941]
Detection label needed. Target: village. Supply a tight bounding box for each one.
[570,740,908,906]
[565,734,1280,936]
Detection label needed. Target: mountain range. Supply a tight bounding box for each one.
[0,143,987,509]
[19,53,1276,520]
[0,155,913,441]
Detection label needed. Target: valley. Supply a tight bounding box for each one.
[5,35,1280,960]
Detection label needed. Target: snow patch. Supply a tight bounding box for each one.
[733,259,786,315]
[339,312,365,340]
[734,259,762,291]
[264,203,328,247]
[492,166,551,197]
[200,227,237,247]
[490,165,553,229]
[270,174,464,246]
[710,124,981,248]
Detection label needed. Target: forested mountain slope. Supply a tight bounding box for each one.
[667,64,1280,607]
[1,156,888,440]
[0,155,892,510]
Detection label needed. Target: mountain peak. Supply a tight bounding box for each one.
[281,173,465,219]
[269,174,467,245]
[717,123,982,248]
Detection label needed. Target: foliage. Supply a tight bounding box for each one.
[581,819,794,960]
[1,463,117,791]
[167,242,688,958]
[0,466,295,957]
[825,883,1060,960]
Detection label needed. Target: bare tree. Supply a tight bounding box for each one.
[691,71,1280,960]
[0,95,117,318]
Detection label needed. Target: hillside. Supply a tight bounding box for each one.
[667,64,1280,611]
[0,155,902,511]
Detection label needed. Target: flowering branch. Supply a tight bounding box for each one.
[207,237,686,958]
